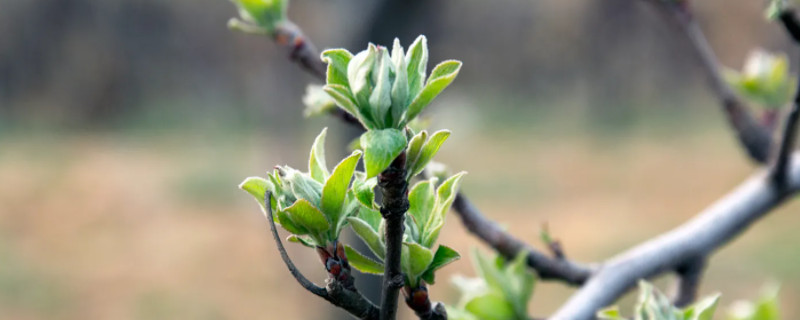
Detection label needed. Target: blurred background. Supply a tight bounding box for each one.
[1,0,799,319]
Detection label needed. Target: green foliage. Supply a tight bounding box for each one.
[360,129,407,178]
[227,0,288,34]
[447,250,536,320]
[724,49,796,109]
[405,130,451,180]
[597,281,720,320]
[346,173,465,286]
[238,129,362,247]
[726,284,780,320]
[320,35,462,130]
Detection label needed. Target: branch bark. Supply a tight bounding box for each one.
[660,1,773,163]
[451,194,594,285]
[550,159,800,319]
[377,153,410,320]
[772,10,800,187]
[671,257,705,308]
[265,192,380,320]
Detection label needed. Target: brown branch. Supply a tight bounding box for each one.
[550,160,800,319]
[404,285,447,320]
[264,192,380,320]
[452,194,594,285]
[658,1,773,163]
[377,153,410,320]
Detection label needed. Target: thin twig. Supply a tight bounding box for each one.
[264,192,380,319]
[550,160,800,319]
[659,1,773,163]
[452,194,594,285]
[265,192,329,298]
[377,153,410,320]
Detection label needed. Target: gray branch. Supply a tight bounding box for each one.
[550,159,800,319]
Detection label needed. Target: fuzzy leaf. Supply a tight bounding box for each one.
[321,150,362,232]
[463,292,516,320]
[276,208,308,235]
[370,48,393,127]
[406,130,428,169]
[686,294,719,320]
[321,49,352,87]
[287,234,317,248]
[358,206,383,231]
[239,176,271,208]
[352,173,377,208]
[309,128,329,183]
[405,35,429,102]
[323,84,362,124]
[361,129,408,178]
[422,172,466,247]
[348,44,379,123]
[391,38,409,126]
[402,242,434,286]
[411,130,450,177]
[347,217,385,259]
[408,178,436,234]
[345,245,385,274]
[420,245,460,284]
[284,199,330,240]
[404,60,462,124]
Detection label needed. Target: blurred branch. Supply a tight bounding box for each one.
[452,194,594,285]
[550,160,800,319]
[671,257,705,307]
[772,10,800,187]
[404,286,447,320]
[265,192,380,320]
[658,1,773,163]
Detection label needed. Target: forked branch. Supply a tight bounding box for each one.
[265,192,380,319]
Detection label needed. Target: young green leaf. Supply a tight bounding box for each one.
[370,48,393,127]
[323,84,362,124]
[276,208,308,235]
[320,150,361,231]
[347,217,385,259]
[410,129,451,177]
[422,172,466,247]
[463,292,516,320]
[345,245,385,274]
[308,128,329,183]
[406,130,428,172]
[358,205,383,231]
[391,38,410,126]
[239,176,271,211]
[402,242,435,287]
[360,129,408,178]
[420,245,460,284]
[284,199,330,240]
[287,234,317,248]
[352,172,377,208]
[321,49,353,87]
[408,178,436,234]
[348,44,379,121]
[597,307,626,320]
[404,60,462,124]
[405,35,429,101]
